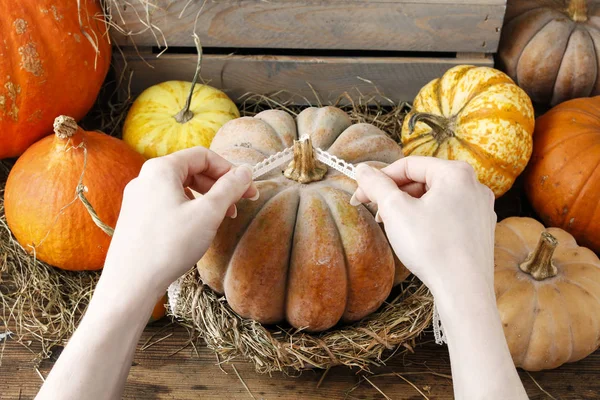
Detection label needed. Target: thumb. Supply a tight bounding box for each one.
[189,164,253,224]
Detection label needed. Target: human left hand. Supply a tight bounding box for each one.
[101,146,258,301]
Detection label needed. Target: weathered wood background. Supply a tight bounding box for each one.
[2,320,599,399]
[110,0,505,104]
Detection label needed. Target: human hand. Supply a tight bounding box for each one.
[352,156,496,297]
[101,147,258,301]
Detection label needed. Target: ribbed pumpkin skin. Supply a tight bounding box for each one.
[494,217,600,371]
[198,107,410,332]
[4,123,145,271]
[122,81,240,159]
[498,0,600,106]
[401,65,535,197]
[525,96,600,252]
[0,0,111,158]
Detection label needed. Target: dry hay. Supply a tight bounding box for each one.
[171,269,433,375]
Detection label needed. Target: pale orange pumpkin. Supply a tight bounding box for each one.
[4,116,145,270]
[495,217,600,371]
[401,65,535,197]
[0,0,111,158]
[197,106,410,332]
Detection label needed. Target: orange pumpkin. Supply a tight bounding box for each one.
[0,0,111,158]
[495,217,600,371]
[525,96,600,253]
[198,106,410,332]
[149,294,168,324]
[4,116,145,270]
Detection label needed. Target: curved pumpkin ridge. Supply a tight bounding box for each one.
[553,28,597,104]
[254,110,297,148]
[319,187,395,322]
[523,284,572,370]
[327,123,402,164]
[556,281,600,361]
[534,128,599,161]
[517,19,575,103]
[285,192,348,331]
[500,8,561,80]
[297,107,352,150]
[222,187,301,324]
[447,71,515,118]
[437,65,475,116]
[197,180,289,292]
[560,146,600,230]
[496,280,537,365]
[534,140,600,227]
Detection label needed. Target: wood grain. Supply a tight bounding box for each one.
[1,320,599,400]
[109,0,505,52]
[114,52,494,104]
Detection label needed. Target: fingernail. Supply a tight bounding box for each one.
[375,211,383,223]
[230,205,238,219]
[349,192,362,206]
[356,163,375,177]
[249,190,260,201]
[234,165,253,183]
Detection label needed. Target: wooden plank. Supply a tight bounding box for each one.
[1,321,599,399]
[109,0,506,53]
[114,53,494,105]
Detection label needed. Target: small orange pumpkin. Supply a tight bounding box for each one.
[4,116,145,270]
[0,0,111,158]
[148,294,168,324]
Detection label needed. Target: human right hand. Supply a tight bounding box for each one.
[352,156,497,298]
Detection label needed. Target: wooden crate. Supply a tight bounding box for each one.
[111,0,506,104]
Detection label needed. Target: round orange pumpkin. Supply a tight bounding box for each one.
[401,65,535,197]
[495,217,600,371]
[498,0,600,106]
[148,294,168,324]
[4,116,145,270]
[525,96,600,253]
[197,106,410,332]
[0,0,111,158]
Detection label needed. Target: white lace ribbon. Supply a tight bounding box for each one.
[167,136,444,345]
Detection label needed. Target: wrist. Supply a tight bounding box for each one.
[90,271,159,324]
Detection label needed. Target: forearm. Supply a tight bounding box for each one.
[36,273,157,400]
[433,265,527,400]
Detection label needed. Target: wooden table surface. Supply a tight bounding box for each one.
[1,319,599,400]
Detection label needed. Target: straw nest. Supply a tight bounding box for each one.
[0,0,433,370]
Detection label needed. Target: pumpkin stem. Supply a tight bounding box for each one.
[174,35,203,124]
[519,232,559,281]
[407,112,455,143]
[568,0,588,22]
[53,116,80,139]
[284,136,327,183]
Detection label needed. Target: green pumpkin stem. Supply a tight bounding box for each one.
[284,137,327,183]
[174,35,203,124]
[568,0,588,22]
[407,112,455,143]
[519,232,559,281]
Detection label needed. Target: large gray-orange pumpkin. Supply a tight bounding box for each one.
[498,0,600,106]
[197,106,409,331]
